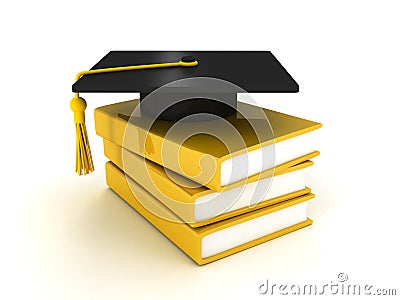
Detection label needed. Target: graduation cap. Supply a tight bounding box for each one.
[70,51,298,175]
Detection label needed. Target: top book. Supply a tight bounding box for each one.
[95,100,321,192]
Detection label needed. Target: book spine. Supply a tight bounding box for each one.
[103,139,197,223]
[105,162,203,265]
[95,110,221,190]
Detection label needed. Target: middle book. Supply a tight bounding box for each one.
[103,139,313,227]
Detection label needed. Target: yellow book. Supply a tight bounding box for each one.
[104,139,313,227]
[105,161,314,265]
[95,99,321,191]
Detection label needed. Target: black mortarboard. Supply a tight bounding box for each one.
[69,51,298,175]
[73,51,298,120]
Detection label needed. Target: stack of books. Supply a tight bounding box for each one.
[95,99,322,265]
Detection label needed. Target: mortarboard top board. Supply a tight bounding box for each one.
[70,51,299,176]
[73,51,298,121]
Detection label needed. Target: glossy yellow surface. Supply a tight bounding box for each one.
[95,99,321,190]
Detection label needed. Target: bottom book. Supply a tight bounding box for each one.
[105,161,315,265]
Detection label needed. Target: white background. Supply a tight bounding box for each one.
[1,1,399,299]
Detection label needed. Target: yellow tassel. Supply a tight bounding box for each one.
[70,96,94,175]
[70,58,198,175]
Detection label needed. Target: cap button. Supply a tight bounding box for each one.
[181,55,196,63]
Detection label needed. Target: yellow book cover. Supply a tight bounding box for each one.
[105,161,314,265]
[104,139,313,227]
[95,99,321,191]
